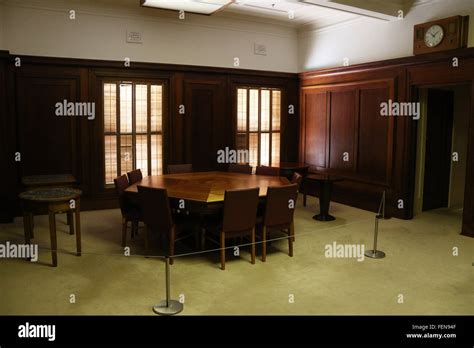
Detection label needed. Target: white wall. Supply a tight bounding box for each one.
[0,2,5,49]
[299,0,474,71]
[2,0,298,73]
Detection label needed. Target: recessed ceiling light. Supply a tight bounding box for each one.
[141,0,234,15]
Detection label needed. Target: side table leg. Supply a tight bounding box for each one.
[313,181,336,221]
[49,212,58,267]
[30,214,35,238]
[24,212,31,244]
[68,211,74,235]
[75,201,81,256]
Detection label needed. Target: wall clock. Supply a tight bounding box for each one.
[413,16,469,55]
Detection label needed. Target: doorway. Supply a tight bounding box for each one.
[414,84,470,215]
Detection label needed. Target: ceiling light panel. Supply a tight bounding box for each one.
[141,0,234,15]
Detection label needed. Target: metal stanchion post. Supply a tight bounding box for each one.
[365,191,386,259]
[153,256,183,315]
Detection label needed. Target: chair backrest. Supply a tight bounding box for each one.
[113,174,130,215]
[291,172,303,191]
[168,164,193,174]
[137,185,173,231]
[256,166,280,176]
[222,187,259,233]
[228,163,252,174]
[127,169,143,185]
[264,184,298,228]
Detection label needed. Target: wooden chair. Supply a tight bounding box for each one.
[256,166,280,176]
[113,175,141,247]
[291,172,303,191]
[127,169,143,185]
[228,163,252,174]
[218,187,259,270]
[137,185,196,264]
[259,184,298,262]
[168,164,193,174]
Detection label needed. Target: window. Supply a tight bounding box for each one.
[104,82,164,185]
[236,87,281,167]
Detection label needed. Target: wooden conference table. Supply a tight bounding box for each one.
[125,171,290,212]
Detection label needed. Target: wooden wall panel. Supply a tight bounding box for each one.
[358,86,392,184]
[463,82,474,237]
[0,54,299,216]
[300,47,474,234]
[16,77,79,176]
[183,78,226,172]
[0,51,14,222]
[302,91,327,168]
[329,90,357,172]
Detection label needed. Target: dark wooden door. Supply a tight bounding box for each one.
[423,89,454,211]
[183,79,226,172]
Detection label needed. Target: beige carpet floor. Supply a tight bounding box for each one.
[1,196,473,315]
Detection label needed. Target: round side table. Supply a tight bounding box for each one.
[19,187,82,267]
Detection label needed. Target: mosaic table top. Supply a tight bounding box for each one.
[19,187,82,202]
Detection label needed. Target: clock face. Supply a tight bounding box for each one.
[424,24,444,47]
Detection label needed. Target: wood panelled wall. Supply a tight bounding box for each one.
[300,48,474,237]
[0,53,299,219]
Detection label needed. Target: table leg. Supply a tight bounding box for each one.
[313,181,336,221]
[30,214,35,238]
[49,212,58,267]
[23,212,31,244]
[68,211,74,235]
[75,200,81,257]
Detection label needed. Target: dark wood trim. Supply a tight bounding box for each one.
[300,47,474,80]
[7,52,298,80]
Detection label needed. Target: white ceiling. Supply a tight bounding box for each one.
[226,0,358,28]
[61,0,428,30]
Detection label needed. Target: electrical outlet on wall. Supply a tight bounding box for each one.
[126,30,143,44]
[254,43,267,56]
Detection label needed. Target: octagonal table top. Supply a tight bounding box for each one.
[125,171,290,203]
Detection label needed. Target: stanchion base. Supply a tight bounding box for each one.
[365,250,386,259]
[153,300,183,316]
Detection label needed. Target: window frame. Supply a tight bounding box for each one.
[235,86,283,167]
[102,78,168,187]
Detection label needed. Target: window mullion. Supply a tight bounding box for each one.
[147,83,152,176]
[132,83,137,171]
[258,89,261,167]
[246,88,250,163]
[269,89,273,166]
[116,82,121,177]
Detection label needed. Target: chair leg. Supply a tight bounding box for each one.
[303,193,307,207]
[251,228,256,265]
[131,220,138,239]
[200,227,206,251]
[288,222,294,257]
[292,221,295,242]
[145,226,150,256]
[169,226,176,265]
[121,217,127,247]
[49,212,58,267]
[220,231,225,270]
[194,225,200,251]
[261,226,267,262]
